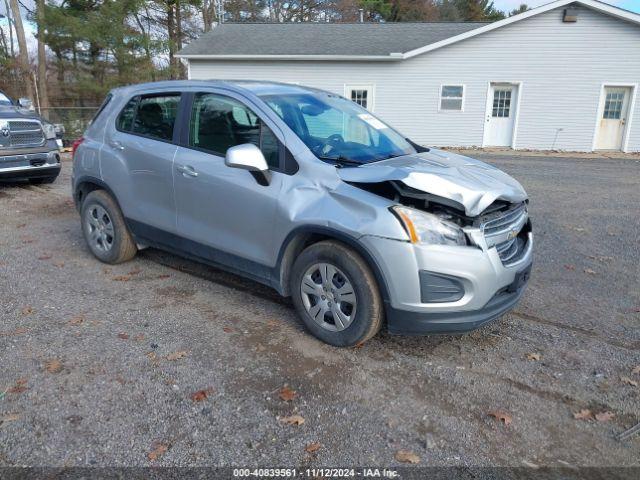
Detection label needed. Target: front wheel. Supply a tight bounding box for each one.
[80,190,137,264]
[290,241,383,347]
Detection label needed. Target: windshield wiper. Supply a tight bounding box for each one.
[318,155,362,168]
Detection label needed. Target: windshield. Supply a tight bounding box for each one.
[0,92,12,106]
[259,92,416,164]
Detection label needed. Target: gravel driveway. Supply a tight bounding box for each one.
[1,154,638,471]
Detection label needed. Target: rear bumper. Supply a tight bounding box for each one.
[0,149,61,180]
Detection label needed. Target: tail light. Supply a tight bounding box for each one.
[71,137,84,159]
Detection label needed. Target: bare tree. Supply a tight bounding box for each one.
[36,0,49,113]
[8,0,33,99]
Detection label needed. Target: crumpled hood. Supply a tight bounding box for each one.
[337,148,527,216]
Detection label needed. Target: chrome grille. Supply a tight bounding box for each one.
[481,202,529,266]
[7,120,45,147]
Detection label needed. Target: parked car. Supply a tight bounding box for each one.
[72,81,533,347]
[0,90,62,184]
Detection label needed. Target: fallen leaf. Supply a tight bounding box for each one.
[266,319,279,327]
[8,379,27,394]
[280,414,305,426]
[21,237,34,244]
[395,450,420,464]
[525,352,541,361]
[38,254,52,260]
[147,442,169,461]
[488,409,512,426]
[595,411,615,422]
[0,413,20,425]
[0,327,29,337]
[563,264,576,271]
[112,275,131,282]
[21,306,34,315]
[156,274,171,279]
[146,352,157,360]
[573,409,593,420]
[584,268,597,275]
[190,388,214,402]
[53,261,65,268]
[305,442,321,453]
[45,359,62,374]
[279,386,297,402]
[632,366,640,375]
[222,326,234,333]
[133,334,145,342]
[166,351,187,361]
[128,267,142,275]
[620,376,638,387]
[117,333,129,340]
[68,315,85,325]
[568,226,586,232]
[103,267,112,274]
[16,223,26,228]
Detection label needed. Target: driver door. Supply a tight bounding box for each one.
[173,91,283,272]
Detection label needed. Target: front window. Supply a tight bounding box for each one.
[259,92,415,165]
[189,93,280,168]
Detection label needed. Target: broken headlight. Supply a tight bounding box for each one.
[392,206,467,246]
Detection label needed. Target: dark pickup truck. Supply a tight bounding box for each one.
[0,91,62,184]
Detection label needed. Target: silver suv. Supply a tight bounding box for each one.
[72,80,533,347]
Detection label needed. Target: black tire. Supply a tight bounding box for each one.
[28,175,58,185]
[290,240,383,347]
[80,190,137,264]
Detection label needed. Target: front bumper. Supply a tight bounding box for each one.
[0,147,61,180]
[361,230,533,335]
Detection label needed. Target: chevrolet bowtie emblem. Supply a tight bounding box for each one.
[507,227,519,240]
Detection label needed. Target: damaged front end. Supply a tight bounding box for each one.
[337,149,532,266]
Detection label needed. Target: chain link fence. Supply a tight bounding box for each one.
[39,107,100,146]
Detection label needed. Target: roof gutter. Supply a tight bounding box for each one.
[175,53,405,61]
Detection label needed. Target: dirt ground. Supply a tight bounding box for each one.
[0,153,638,472]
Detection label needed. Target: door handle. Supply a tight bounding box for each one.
[176,164,198,177]
[110,140,124,151]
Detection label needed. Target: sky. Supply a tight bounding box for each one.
[494,0,640,13]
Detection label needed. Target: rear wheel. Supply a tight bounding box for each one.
[290,241,383,347]
[80,190,137,264]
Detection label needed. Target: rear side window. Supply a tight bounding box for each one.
[116,93,180,142]
[116,97,138,131]
[189,93,280,168]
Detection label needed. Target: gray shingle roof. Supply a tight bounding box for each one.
[177,22,490,57]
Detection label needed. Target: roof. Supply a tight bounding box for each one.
[178,1,640,62]
[177,22,488,58]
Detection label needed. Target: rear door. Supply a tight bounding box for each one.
[103,92,182,233]
[173,91,283,270]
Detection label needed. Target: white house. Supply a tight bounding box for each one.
[177,0,640,152]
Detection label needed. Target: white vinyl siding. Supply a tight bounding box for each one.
[188,6,640,152]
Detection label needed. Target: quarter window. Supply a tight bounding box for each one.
[189,93,280,168]
[116,97,139,132]
[440,85,464,111]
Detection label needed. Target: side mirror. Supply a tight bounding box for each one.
[17,98,33,110]
[225,143,271,186]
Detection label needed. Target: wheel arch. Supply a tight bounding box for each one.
[74,175,121,213]
[274,226,391,303]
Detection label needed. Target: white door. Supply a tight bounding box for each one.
[595,87,632,150]
[484,84,519,147]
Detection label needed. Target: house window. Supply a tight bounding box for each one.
[440,85,464,111]
[346,85,374,111]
